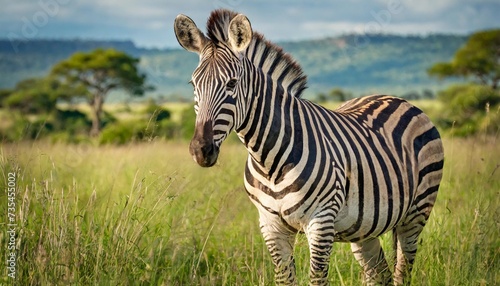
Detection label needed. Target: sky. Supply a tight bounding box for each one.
[1,0,499,48]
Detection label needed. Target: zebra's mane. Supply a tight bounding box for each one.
[206,9,308,98]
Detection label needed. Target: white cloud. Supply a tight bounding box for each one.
[1,0,499,47]
[402,0,456,15]
[302,21,367,36]
[91,0,168,18]
[301,20,446,37]
[3,2,35,15]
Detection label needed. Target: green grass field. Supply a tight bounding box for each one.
[1,135,499,285]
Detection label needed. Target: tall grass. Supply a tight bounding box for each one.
[416,137,499,285]
[0,136,498,285]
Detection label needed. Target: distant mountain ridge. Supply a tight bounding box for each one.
[0,34,468,99]
[0,39,141,55]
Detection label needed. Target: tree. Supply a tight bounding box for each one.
[3,77,78,114]
[50,48,151,136]
[428,29,500,89]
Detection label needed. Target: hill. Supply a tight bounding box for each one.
[0,34,467,100]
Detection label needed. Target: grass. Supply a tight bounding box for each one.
[0,136,499,285]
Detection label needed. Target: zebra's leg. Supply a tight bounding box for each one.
[259,216,297,285]
[305,216,336,286]
[351,238,392,285]
[393,209,429,285]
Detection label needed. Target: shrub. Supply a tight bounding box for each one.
[0,112,32,141]
[437,84,500,136]
[101,110,118,128]
[98,119,176,145]
[143,99,171,122]
[0,89,10,107]
[99,121,144,145]
[51,109,91,135]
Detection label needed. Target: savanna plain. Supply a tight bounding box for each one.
[0,105,499,285]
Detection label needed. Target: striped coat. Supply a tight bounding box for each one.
[174,9,444,285]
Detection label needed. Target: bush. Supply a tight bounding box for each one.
[101,110,118,128]
[0,112,32,141]
[437,84,500,136]
[143,99,171,122]
[0,112,59,141]
[0,89,10,107]
[99,121,145,145]
[51,109,91,135]
[0,107,95,142]
[99,118,181,145]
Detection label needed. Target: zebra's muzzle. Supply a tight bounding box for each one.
[189,140,219,167]
[189,120,219,167]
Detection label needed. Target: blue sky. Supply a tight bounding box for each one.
[2,0,499,48]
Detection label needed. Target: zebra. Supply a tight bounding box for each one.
[174,9,444,285]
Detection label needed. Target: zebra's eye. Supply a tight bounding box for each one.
[226,78,238,91]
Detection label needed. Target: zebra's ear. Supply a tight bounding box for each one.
[174,14,208,54]
[228,14,252,53]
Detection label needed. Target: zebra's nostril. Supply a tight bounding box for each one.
[201,143,214,157]
[189,139,219,167]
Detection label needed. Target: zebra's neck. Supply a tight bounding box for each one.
[236,59,306,181]
[231,30,313,180]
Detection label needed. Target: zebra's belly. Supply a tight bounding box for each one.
[277,203,400,243]
[275,192,403,243]
[245,162,408,242]
[330,198,403,243]
[276,186,406,242]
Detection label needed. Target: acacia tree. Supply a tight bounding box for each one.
[427,29,500,89]
[51,48,151,136]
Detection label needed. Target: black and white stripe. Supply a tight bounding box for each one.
[175,9,444,285]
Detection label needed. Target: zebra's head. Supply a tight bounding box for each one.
[174,11,253,167]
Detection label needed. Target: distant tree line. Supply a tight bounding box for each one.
[313,88,435,103]
[0,29,498,142]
